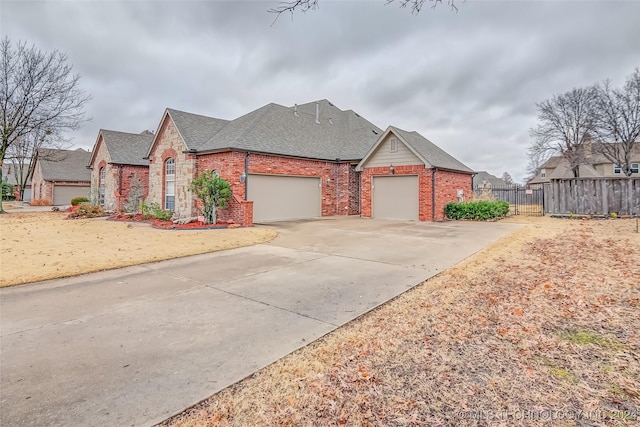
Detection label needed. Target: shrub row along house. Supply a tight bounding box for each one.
[34,99,473,225]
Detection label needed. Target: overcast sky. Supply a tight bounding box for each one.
[2,0,639,182]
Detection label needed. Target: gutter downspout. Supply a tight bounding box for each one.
[431,168,437,221]
[118,165,124,211]
[244,152,249,200]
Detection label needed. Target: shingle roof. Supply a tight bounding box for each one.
[197,99,383,160]
[167,108,230,151]
[2,162,31,186]
[473,171,508,188]
[97,130,154,166]
[37,148,91,182]
[388,126,473,173]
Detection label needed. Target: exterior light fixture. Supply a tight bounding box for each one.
[240,172,246,183]
[326,177,331,186]
[390,164,395,175]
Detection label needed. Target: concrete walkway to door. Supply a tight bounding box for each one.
[0,217,521,427]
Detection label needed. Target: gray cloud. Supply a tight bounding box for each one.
[2,0,639,182]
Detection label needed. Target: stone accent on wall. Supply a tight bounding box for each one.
[147,117,195,217]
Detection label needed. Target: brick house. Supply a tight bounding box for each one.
[357,126,474,221]
[31,148,91,205]
[88,130,154,212]
[145,100,382,225]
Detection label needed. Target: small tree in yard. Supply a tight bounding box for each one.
[189,171,232,224]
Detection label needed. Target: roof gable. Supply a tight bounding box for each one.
[102,130,154,166]
[357,126,473,173]
[37,148,92,182]
[146,109,230,157]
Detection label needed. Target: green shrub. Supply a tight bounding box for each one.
[445,200,510,220]
[146,201,173,221]
[71,197,90,206]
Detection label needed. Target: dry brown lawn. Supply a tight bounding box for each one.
[163,216,640,427]
[0,212,277,287]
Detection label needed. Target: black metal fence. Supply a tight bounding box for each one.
[473,185,545,216]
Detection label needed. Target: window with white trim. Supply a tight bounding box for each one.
[99,167,106,206]
[632,163,639,174]
[540,169,546,178]
[164,158,175,210]
[613,164,622,174]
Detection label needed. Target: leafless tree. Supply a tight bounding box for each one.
[529,87,597,178]
[591,68,640,176]
[0,37,90,212]
[268,0,460,20]
[501,171,514,185]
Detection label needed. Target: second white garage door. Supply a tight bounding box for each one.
[372,175,419,220]
[247,175,322,222]
[53,185,90,206]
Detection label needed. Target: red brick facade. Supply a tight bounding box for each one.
[194,152,359,226]
[361,165,472,221]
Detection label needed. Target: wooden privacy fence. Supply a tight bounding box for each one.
[544,178,640,216]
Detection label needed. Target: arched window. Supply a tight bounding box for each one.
[99,167,106,206]
[164,158,175,210]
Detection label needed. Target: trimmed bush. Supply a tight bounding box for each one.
[71,197,90,206]
[445,200,510,220]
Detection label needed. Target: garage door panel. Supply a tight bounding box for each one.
[53,186,90,206]
[248,175,321,222]
[372,176,418,220]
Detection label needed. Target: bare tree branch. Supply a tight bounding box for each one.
[529,87,597,178]
[268,0,460,19]
[591,68,640,176]
[0,37,90,212]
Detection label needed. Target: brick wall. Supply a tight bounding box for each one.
[194,152,359,225]
[361,165,433,220]
[433,169,473,220]
[90,137,114,209]
[361,166,472,221]
[31,161,52,203]
[115,165,150,212]
[147,116,196,217]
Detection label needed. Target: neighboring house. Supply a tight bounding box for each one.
[473,171,509,189]
[357,126,473,221]
[2,162,32,201]
[88,129,155,211]
[145,100,383,225]
[31,148,91,205]
[528,142,640,186]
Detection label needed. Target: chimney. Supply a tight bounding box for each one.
[315,101,320,124]
[294,104,298,117]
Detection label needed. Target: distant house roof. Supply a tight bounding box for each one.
[90,129,155,167]
[356,126,473,173]
[2,162,31,186]
[473,171,508,188]
[37,148,91,182]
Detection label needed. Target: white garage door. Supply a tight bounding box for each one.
[53,185,89,206]
[248,175,322,222]
[372,175,419,220]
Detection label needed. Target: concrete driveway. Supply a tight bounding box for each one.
[0,217,521,427]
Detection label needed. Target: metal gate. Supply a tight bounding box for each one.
[474,185,545,216]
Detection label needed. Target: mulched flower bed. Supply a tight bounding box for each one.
[108,213,232,230]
